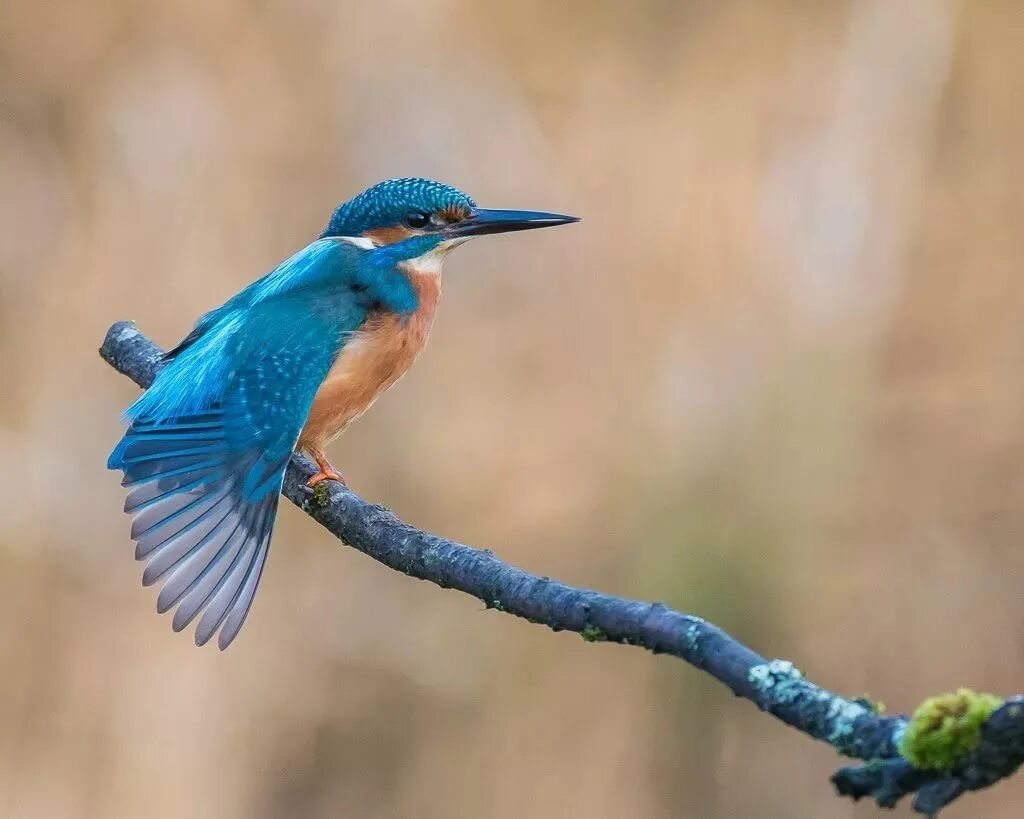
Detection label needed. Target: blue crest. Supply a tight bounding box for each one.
[322,177,476,236]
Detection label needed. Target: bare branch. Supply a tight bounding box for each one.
[100,320,1024,814]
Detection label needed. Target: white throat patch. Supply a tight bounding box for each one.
[406,238,468,275]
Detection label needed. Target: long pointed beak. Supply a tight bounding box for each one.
[447,207,580,238]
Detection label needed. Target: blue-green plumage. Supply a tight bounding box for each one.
[108,237,423,648]
[108,177,578,649]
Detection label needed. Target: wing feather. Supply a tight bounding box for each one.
[109,237,418,648]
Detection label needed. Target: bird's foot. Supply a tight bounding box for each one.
[307,451,347,488]
[307,468,346,488]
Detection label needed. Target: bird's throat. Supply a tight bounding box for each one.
[399,238,464,278]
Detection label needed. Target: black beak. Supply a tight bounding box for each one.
[446,208,580,238]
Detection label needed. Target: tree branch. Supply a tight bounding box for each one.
[100,320,1024,814]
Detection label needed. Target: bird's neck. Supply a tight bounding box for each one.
[398,254,445,316]
[347,232,455,289]
[400,242,457,278]
[394,230,467,285]
[402,263,443,313]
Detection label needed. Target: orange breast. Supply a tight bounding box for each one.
[298,270,441,453]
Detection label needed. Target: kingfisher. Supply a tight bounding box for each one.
[108,177,577,649]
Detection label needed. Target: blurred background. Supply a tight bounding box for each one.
[2,0,1023,816]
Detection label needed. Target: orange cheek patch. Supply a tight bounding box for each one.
[363,225,416,246]
[437,203,470,223]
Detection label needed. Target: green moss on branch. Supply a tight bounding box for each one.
[899,688,1003,771]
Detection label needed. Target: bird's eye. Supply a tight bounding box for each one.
[403,210,431,229]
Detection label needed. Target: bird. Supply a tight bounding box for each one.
[107,177,578,649]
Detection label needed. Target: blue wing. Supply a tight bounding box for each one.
[108,238,417,649]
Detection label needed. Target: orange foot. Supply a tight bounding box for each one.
[308,468,346,488]
[307,451,347,488]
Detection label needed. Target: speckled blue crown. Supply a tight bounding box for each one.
[323,178,476,237]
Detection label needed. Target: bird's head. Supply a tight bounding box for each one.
[322,177,578,274]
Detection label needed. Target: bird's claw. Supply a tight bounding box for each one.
[307,469,346,488]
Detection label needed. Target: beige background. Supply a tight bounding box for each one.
[2,1,1023,817]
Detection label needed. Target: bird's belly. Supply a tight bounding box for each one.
[298,309,434,451]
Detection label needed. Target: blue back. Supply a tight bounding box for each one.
[122,238,421,424]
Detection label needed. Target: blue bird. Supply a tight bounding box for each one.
[108,178,578,649]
